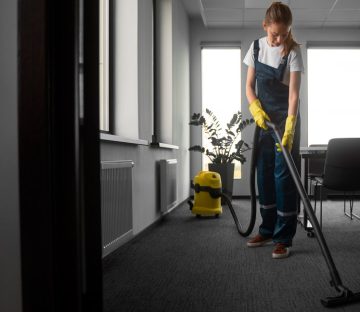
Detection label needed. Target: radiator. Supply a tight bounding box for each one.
[101,160,134,258]
[159,159,178,213]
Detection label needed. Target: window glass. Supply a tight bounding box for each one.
[99,0,109,131]
[308,48,360,145]
[154,0,173,144]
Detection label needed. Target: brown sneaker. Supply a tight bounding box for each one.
[247,234,272,247]
[272,243,290,259]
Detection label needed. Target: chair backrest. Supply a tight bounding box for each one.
[323,138,360,191]
[308,144,327,178]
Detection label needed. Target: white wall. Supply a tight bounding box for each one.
[190,18,360,195]
[0,1,22,311]
[101,0,190,235]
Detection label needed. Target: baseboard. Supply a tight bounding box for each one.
[102,230,133,258]
[102,198,189,261]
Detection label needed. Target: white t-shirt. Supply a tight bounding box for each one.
[243,36,304,85]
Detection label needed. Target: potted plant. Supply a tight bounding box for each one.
[189,108,254,199]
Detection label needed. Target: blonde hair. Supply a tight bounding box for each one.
[264,2,299,56]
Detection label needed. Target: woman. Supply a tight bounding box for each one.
[243,2,304,259]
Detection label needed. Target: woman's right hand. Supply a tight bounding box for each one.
[249,99,271,130]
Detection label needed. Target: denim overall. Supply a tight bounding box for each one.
[254,39,300,246]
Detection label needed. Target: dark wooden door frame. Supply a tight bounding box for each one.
[18,1,102,311]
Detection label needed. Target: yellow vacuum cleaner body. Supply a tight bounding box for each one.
[191,171,222,217]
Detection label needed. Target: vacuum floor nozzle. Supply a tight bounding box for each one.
[321,290,360,307]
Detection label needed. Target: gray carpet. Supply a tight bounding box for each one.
[103,199,360,312]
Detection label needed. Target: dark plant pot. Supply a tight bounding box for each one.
[208,163,235,203]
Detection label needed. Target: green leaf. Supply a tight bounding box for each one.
[226,129,235,136]
[190,113,197,120]
[229,114,237,126]
[206,150,216,158]
[233,154,246,164]
[189,145,205,153]
[235,140,244,150]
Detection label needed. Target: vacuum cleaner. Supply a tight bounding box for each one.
[188,131,259,236]
[188,121,360,307]
[188,171,223,218]
[188,169,255,236]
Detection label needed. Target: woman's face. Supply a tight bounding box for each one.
[263,22,290,47]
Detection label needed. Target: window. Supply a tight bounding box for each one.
[99,0,139,139]
[308,47,360,145]
[201,47,242,178]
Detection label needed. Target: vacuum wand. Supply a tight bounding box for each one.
[265,121,360,307]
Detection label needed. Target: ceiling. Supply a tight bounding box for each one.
[181,0,360,28]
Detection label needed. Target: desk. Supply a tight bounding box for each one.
[299,146,327,235]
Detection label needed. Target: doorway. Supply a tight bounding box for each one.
[18,1,102,311]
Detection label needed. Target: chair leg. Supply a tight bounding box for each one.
[344,193,354,220]
[350,196,360,220]
[313,181,317,215]
[319,184,323,229]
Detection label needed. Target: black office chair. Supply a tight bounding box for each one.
[314,138,360,228]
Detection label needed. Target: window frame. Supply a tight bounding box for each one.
[200,43,243,178]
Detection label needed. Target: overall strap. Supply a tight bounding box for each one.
[279,53,289,81]
[253,39,260,61]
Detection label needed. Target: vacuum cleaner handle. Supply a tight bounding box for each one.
[264,121,345,293]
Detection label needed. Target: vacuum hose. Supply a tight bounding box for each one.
[223,125,260,237]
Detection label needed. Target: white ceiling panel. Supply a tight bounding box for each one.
[243,9,266,22]
[328,9,360,21]
[290,0,336,9]
[202,0,244,9]
[244,0,288,9]
[243,21,263,28]
[323,21,360,27]
[291,9,329,21]
[205,8,243,21]
[292,21,324,28]
[209,21,244,27]
[334,0,360,10]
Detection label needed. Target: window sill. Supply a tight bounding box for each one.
[150,142,179,150]
[100,133,149,146]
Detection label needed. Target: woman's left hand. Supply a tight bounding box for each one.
[276,115,296,152]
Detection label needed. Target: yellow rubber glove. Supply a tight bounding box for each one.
[249,99,270,130]
[276,115,296,152]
